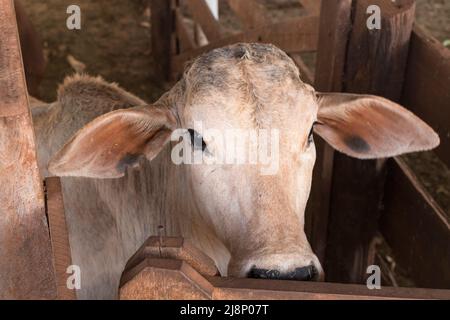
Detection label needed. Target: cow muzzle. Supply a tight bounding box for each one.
[248,264,319,281]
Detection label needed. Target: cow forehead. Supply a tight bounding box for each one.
[180,43,317,129]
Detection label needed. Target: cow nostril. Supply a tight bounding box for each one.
[289,265,318,281]
[248,268,281,280]
[248,265,318,281]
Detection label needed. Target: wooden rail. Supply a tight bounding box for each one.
[380,158,450,289]
[152,0,321,81]
[171,16,319,78]
[401,26,450,167]
[119,237,450,300]
[227,0,270,29]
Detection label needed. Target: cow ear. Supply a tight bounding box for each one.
[48,106,176,178]
[314,93,439,159]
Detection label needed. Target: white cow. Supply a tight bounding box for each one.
[32,43,439,299]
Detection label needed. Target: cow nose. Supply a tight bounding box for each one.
[248,265,318,281]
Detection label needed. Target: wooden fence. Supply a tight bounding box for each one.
[0,0,448,299]
[152,0,320,81]
[119,236,449,300]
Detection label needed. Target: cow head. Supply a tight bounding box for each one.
[48,44,439,281]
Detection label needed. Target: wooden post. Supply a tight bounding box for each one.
[0,0,56,299]
[306,0,354,267]
[46,177,76,300]
[151,0,174,81]
[298,0,322,16]
[186,0,221,41]
[14,0,46,98]
[311,0,416,283]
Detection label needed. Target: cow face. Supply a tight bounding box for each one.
[48,44,439,281]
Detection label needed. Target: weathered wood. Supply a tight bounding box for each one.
[380,158,450,289]
[306,0,353,265]
[46,177,77,300]
[0,0,56,299]
[120,259,214,300]
[226,0,271,29]
[401,26,450,167]
[289,53,314,85]
[298,0,322,16]
[185,0,221,41]
[172,16,319,78]
[175,8,197,53]
[210,277,450,300]
[344,0,416,101]
[124,236,219,277]
[151,0,174,81]
[119,255,450,300]
[14,0,46,98]
[324,0,416,284]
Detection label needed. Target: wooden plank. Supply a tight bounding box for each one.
[298,0,322,16]
[306,0,353,265]
[185,0,221,41]
[210,277,450,300]
[324,0,416,284]
[119,256,450,300]
[0,0,56,299]
[46,177,77,300]
[226,0,271,29]
[175,8,197,53]
[171,16,319,77]
[151,0,174,81]
[120,258,214,300]
[124,236,219,277]
[380,158,450,289]
[14,0,46,98]
[289,53,314,85]
[401,26,450,167]
[344,0,416,101]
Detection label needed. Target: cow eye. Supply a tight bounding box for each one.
[188,129,207,152]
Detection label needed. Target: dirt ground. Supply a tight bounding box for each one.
[20,0,449,288]
[415,0,450,43]
[22,0,163,103]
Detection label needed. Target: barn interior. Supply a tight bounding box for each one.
[0,0,448,299]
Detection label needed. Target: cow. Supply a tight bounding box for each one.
[32,43,439,299]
